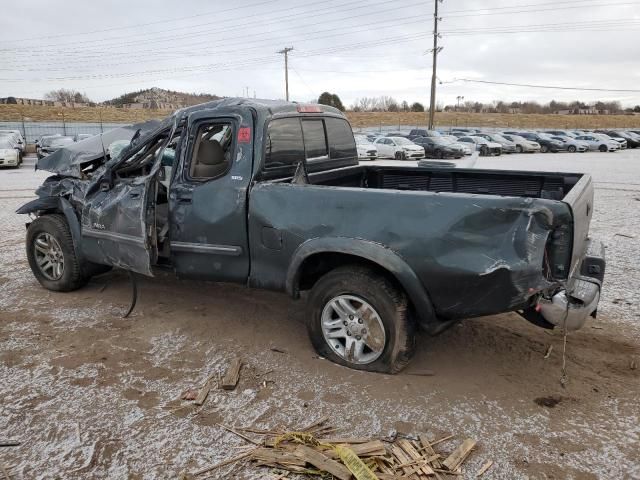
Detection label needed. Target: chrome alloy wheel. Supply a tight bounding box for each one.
[321,294,386,365]
[33,232,65,280]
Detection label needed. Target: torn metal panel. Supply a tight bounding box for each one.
[36,119,162,178]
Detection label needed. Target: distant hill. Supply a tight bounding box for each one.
[103,87,221,109]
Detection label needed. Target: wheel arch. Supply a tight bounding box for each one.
[19,196,85,264]
[286,238,437,328]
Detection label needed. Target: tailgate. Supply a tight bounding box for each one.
[562,174,594,278]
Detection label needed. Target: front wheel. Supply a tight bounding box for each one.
[540,145,549,153]
[480,145,489,156]
[26,214,89,292]
[516,145,523,153]
[599,144,608,152]
[306,266,415,373]
[568,145,577,153]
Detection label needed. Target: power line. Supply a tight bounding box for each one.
[453,78,640,93]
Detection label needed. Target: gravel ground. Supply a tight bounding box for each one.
[0,152,639,479]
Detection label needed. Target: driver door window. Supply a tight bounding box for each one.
[189,123,233,180]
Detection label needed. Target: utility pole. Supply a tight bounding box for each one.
[428,0,443,129]
[278,47,294,101]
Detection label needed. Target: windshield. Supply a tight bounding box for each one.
[354,135,372,145]
[537,133,554,140]
[0,138,14,148]
[491,134,509,142]
[393,138,413,145]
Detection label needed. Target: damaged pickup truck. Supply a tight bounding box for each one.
[18,98,605,373]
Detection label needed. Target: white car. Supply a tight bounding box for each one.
[0,130,25,156]
[0,136,21,168]
[374,136,425,160]
[574,135,619,152]
[354,134,378,161]
[550,136,588,153]
[457,136,503,156]
[594,133,626,149]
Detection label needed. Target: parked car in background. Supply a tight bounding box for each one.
[365,133,380,142]
[74,133,93,142]
[501,134,541,153]
[450,131,467,138]
[544,130,577,138]
[457,136,502,156]
[439,135,473,155]
[0,136,22,168]
[35,134,62,155]
[593,133,626,149]
[374,136,425,159]
[596,130,639,149]
[412,136,464,159]
[37,136,76,159]
[354,134,378,161]
[475,133,517,153]
[518,132,567,153]
[384,131,410,138]
[574,134,619,152]
[0,130,25,156]
[550,135,588,153]
[407,129,441,140]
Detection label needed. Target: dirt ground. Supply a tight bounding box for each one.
[1,152,639,479]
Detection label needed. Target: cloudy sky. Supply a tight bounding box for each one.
[1,0,640,107]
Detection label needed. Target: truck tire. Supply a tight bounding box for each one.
[26,214,89,292]
[306,265,415,373]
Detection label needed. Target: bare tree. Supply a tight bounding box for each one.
[44,89,92,104]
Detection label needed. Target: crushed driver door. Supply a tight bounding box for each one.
[80,129,171,276]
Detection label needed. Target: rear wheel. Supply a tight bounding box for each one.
[480,145,489,156]
[516,145,523,153]
[540,144,549,153]
[306,265,415,373]
[436,149,444,159]
[26,215,89,292]
[568,145,577,153]
[599,144,608,152]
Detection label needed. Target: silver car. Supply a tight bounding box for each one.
[574,135,619,152]
[475,133,517,153]
[550,136,588,153]
[501,134,541,153]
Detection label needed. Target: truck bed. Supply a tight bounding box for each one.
[309,164,584,200]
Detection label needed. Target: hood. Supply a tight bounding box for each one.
[36,119,163,178]
[0,148,18,157]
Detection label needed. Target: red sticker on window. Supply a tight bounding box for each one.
[238,127,251,143]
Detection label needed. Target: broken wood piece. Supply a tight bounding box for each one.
[194,380,212,406]
[251,447,307,467]
[323,440,386,459]
[376,474,413,480]
[397,439,435,476]
[220,358,243,390]
[217,424,261,445]
[324,437,372,444]
[191,449,256,475]
[294,445,352,480]
[419,434,443,469]
[430,434,455,447]
[442,438,476,471]
[544,345,553,359]
[389,444,417,478]
[475,460,493,477]
[405,370,435,377]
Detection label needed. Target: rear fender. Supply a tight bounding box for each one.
[286,237,440,331]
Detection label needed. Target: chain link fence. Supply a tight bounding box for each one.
[0,121,130,144]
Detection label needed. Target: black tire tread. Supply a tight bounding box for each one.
[26,214,88,292]
[306,265,416,374]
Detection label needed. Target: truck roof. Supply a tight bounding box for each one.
[177,97,344,118]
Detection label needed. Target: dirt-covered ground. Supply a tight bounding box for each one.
[1,152,639,479]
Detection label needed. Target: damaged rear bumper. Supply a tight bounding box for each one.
[523,239,605,331]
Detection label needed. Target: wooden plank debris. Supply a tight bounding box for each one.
[397,439,435,476]
[294,445,352,480]
[442,438,477,472]
[475,460,493,477]
[419,434,443,469]
[220,358,242,390]
[194,379,212,406]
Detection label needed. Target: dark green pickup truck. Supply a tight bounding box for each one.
[18,99,605,373]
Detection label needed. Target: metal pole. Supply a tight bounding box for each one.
[278,47,294,101]
[428,0,442,130]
